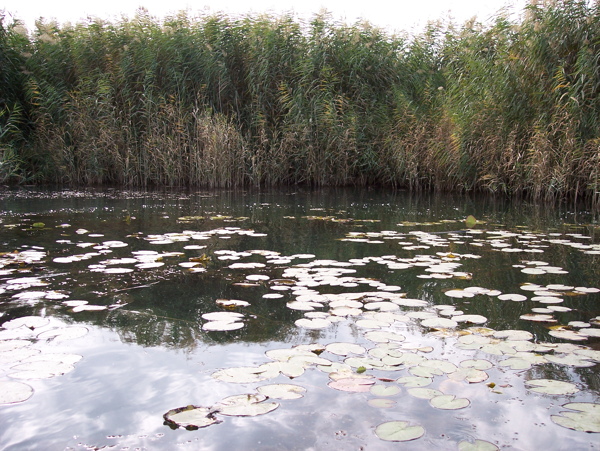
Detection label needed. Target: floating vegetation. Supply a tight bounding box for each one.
[1,192,599,449]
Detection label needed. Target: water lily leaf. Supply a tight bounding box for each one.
[392,298,428,307]
[10,360,75,379]
[2,316,50,330]
[202,321,244,331]
[448,368,489,383]
[328,378,375,392]
[544,354,596,367]
[458,439,499,451]
[216,299,250,308]
[374,420,425,442]
[525,379,579,395]
[445,289,475,298]
[498,357,532,370]
[548,330,588,341]
[370,384,401,396]
[421,317,458,328]
[355,319,386,329]
[216,394,279,417]
[363,331,406,343]
[430,394,470,410]
[258,361,305,378]
[212,366,273,383]
[453,315,488,324]
[344,357,384,369]
[265,348,316,362]
[465,215,477,228]
[493,330,533,341]
[498,294,528,302]
[257,384,306,399]
[294,318,331,329]
[551,403,600,433]
[580,328,600,338]
[37,326,88,342]
[0,380,34,404]
[460,359,493,370]
[396,376,432,387]
[519,314,557,323]
[407,387,443,399]
[325,342,366,356]
[163,405,220,429]
[368,398,396,408]
[201,312,244,322]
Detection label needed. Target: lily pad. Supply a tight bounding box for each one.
[551,403,600,433]
[448,368,489,383]
[430,394,470,410]
[37,326,88,342]
[370,384,401,396]
[0,380,34,404]
[396,376,432,387]
[1,316,50,330]
[374,420,425,442]
[215,394,279,417]
[421,317,458,329]
[294,318,331,329]
[525,379,579,395]
[458,439,499,451]
[407,387,443,399]
[325,342,366,356]
[212,366,274,384]
[163,405,220,429]
[368,398,396,408]
[202,321,245,331]
[328,378,375,392]
[257,384,306,399]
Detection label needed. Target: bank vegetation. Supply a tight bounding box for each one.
[0,0,598,204]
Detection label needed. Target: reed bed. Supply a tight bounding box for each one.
[0,1,598,203]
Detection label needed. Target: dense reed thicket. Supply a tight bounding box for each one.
[0,0,598,203]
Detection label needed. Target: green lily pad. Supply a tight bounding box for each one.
[212,366,275,383]
[0,381,34,404]
[465,215,477,228]
[525,379,580,395]
[163,405,220,429]
[458,439,499,451]
[551,403,600,433]
[328,378,375,392]
[370,384,401,396]
[215,393,279,417]
[294,318,331,329]
[448,368,489,383]
[325,342,366,356]
[430,394,470,410]
[396,376,432,387]
[257,384,306,399]
[407,388,443,399]
[368,398,397,408]
[1,316,50,330]
[421,317,458,328]
[374,420,425,442]
[202,321,245,331]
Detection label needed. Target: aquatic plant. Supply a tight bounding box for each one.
[0,1,598,204]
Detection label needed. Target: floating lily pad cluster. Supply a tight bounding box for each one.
[1,213,599,445]
[0,315,86,405]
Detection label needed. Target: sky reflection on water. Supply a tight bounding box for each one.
[0,188,598,449]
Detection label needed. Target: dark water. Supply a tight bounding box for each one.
[0,187,598,450]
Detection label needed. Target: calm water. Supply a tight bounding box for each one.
[0,187,598,450]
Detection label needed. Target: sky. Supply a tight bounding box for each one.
[1,0,528,34]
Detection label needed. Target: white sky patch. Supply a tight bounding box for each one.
[2,0,527,34]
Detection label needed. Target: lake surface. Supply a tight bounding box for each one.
[0,187,598,450]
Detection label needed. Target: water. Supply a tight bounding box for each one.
[0,187,598,450]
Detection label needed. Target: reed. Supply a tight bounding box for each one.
[0,1,598,204]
